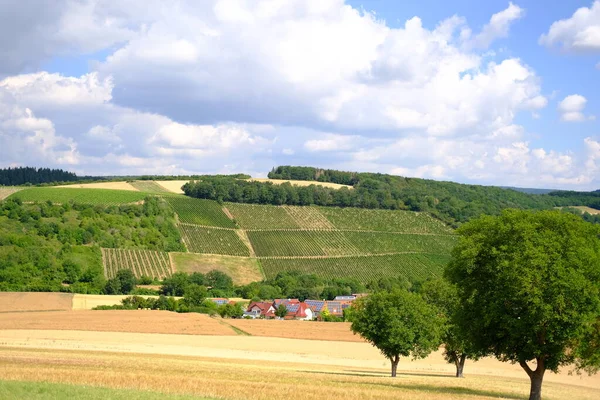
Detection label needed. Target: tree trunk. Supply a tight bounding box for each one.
[455,354,466,378]
[390,355,400,377]
[519,358,545,400]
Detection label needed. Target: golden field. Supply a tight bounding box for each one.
[0,295,599,399]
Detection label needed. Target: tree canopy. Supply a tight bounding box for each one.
[350,289,443,377]
[445,209,600,400]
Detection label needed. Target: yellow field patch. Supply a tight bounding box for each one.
[154,180,189,194]
[0,187,22,200]
[249,178,352,189]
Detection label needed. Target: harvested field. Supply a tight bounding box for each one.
[564,206,600,215]
[0,186,22,200]
[56,182,139,191]
[1,334,599,400]
[227,319,363,342]
[249,178,352,190]
[155,180,189,194]
[0,292,73,313]
[171,252,264,284]
[0,311,235,335]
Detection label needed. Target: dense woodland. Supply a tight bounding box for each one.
[183,166,600,227]
[0,167,79,186]
[0,197,183,292]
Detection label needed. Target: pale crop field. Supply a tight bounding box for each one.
[249,177,353,190]
[1,338,598,400]
[154,180,189,194]
[0,186,22,200]
[129,181,171,193]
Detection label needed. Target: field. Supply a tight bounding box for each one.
[56,182,139,191]
[319,207,453,233]
[129,181,171,193]
[167,196,236,228]
[171,252,264,284]
[0,381,212,400]
[226,203,300,229]
[0,292,73,312]
[154,180,189,194]
[283,205,335,229]
[249,178,352,189]
[0,186,22,200]
[344,232,457,254]
[101,248,173,279]
[179,224,250,256]
[8,187,148,205]
[0,328,598,400]
[260,253,451,281]
[248,230,362,257]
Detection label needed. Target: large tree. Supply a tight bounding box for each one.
[350,289,443,377]
[420,278,479,378]
[445,210,600,400]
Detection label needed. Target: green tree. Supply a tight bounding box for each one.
[350,289,443,377]
[420,278,478,378]
[275,304,288,319]
[115,269,136,294]
[445,210,600,400]
[184,284,208,307]
[160,272,189,296]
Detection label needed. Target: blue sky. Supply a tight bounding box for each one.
[0,0,599,189]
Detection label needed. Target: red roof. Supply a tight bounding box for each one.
[247,301,275,316]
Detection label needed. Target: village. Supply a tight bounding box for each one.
[209,295,365,321]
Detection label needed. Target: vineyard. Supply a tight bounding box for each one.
[226,203,299,229]
[318,207,453,234]
[0,187,22,200]
[344,232,457,254]
[8,188,148,205]
[166,197,236,228]
[101,248,172,279]
[260,253,451,282]
[179,224,250,256]
[282,206,335,229]
[129,181,170,193]
[247,230,361,257]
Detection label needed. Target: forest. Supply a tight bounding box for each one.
[0,167,79,185]
[182,168,600,227]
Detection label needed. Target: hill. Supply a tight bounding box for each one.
[3,186,454,287]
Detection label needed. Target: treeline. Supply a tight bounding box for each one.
[0,167,79,186]
[185,165,600,227]
[0,197,184,293]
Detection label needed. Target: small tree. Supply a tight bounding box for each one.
[446,210,600,400]
[275,304,288,319]
[115,269,136,294]
[350,289,443,377]
[160,272,189,296]
[420,278,479,378]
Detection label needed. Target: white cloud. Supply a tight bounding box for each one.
[469,2,525,49]
[558,94,588,122]
[540,1,600,52]
[304,134,361,152]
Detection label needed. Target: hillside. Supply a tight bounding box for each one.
[3,185,454,286]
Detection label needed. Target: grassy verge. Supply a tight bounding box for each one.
[0,380,216,400]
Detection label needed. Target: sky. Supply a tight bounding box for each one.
[0,0,599,189]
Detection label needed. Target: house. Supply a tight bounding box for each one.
[284,302,313,320]
[334,295,356,301]
[304,300,344,318]
[209,298,229,306]
[245,301,276,318]
[273,298,300,309]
